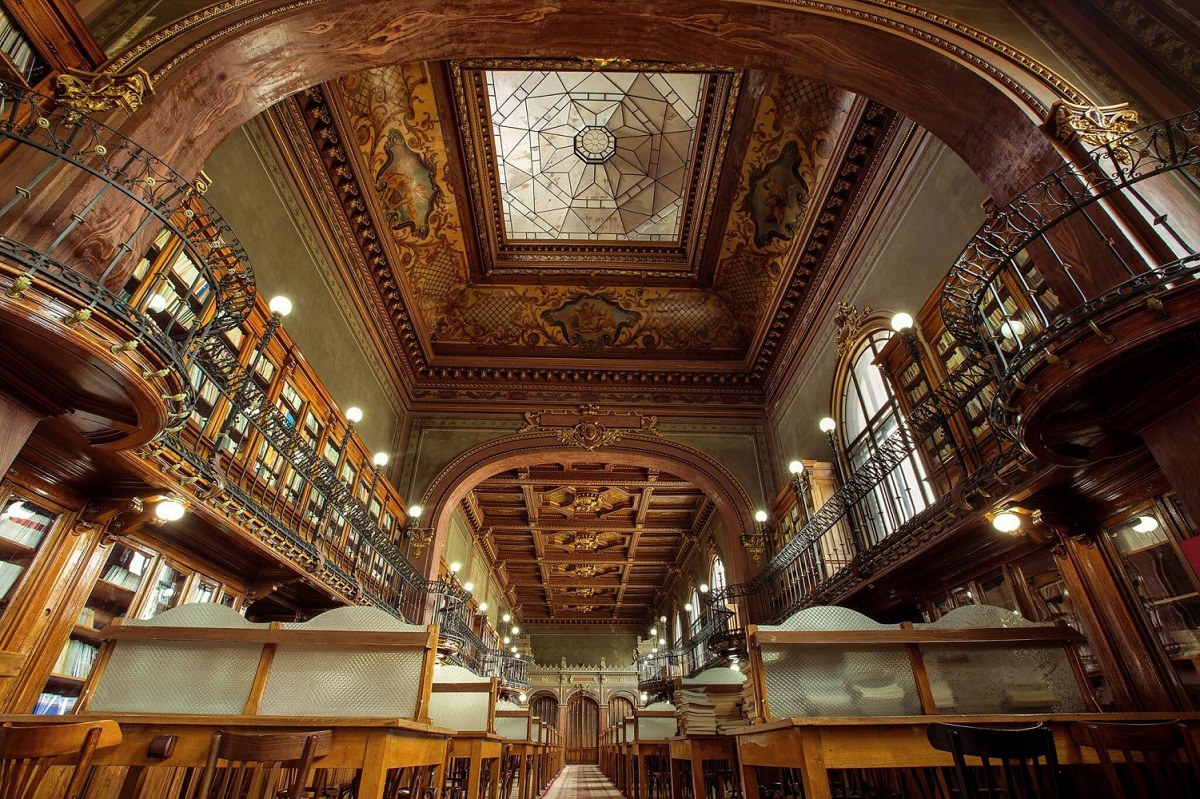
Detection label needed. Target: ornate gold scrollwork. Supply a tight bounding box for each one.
[520,404,662,451]
[1049,101,1140,151]
[833,302,874,358]
[56,68,155,115]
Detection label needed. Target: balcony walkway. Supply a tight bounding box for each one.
[543,765,622,799]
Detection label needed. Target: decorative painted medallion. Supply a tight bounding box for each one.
[744,139,809,247]
[541,294,642,353]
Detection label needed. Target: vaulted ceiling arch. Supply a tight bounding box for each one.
[113,0,1094,202]
[415,428,759,621]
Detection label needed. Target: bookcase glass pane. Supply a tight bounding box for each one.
[0,496,57,601]
[140,562,188,619]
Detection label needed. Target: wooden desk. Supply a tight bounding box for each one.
[0,713,452,799]
[668,734,738,799]
[731,713,1200,799]
[625,740,669,799]
[444,731,503,799]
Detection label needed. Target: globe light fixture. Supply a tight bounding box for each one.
[503,636,511,644]
[511,646,518,653]
[1133,515,1160,534]
[463,582,474,593]
[699,584,709,593]
[819,417,837,433]
[478,602,488,612]
[992,511,1021,534]
[890,312,914,332]
[641,692,649,702]
[659,615,667,623]
[372,452,389,467]
[658,638,666,646]
[754,510,768,523]
[449,562,461,574]
[999,319,1027,339]
[268,296,293,317]
[684,603,693,612]
[518,692,527,702]
[511,626,519,634]
[502,613,511,623]
[649,627,657,637]
[408,504,423,519]
[345,406,364,423]
[788,460,805,475]
[155,498,186,522]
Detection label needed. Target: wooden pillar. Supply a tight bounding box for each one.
[0,395,40,478]
[1140,394,1200,531]
[1051,533,1182,710]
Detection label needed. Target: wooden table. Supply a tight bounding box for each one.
[444,732,503,799]
[731,713,1200,799]
[625,740,669,799]
[668,734,738,799]
[0,713,452,799]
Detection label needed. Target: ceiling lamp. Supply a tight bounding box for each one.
[788,460,805,475]
[819,417,837,433]
[463,582,474,593]
[503,636,511,644]
[268,295,293,317]
[345,407,364,424]
[890,312,914,332]
[992,510,1021,534]
[154,498,187,522]
[999,319,1027,340]
[373,452,390,467]
[502,613,511,623]
[408,504,423,519]
[478,602,488,612]
[449,562,461,574]
[511,626,519,634]
[699,584,709,593]
[754,510,768,523]
[1132,515,1160,533]
[684,603,693,612]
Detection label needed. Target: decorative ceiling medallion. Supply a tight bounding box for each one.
[556,563,619,579]
[541,294,642,354]
[374,128,440,236]
[551,530,622,553]
[744,140,810,247]
[521,404,662,451]
[451,59,741,278]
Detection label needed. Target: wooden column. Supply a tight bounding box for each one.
[1140,394,1200,531]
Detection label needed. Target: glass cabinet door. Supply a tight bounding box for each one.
[0,495,58,605]
[139,561,188,619]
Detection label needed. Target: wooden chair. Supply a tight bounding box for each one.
[1067,720,1200,798]
[193,729,334,799]
[926,723,1062,799]
[0,719,121,799]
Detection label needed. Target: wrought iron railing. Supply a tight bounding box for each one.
[0,79,256,417]
[940,108,1200,429]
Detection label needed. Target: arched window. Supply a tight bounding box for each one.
[689,587,701,633]
[839,327,932,546]
[711,556,727,594]
[673,610,684,646]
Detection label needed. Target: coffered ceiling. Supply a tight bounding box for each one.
[461,462,712,625]
[275,59,901,407]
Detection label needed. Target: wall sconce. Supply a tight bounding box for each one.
[991,510,1021,534]
[154,496,187,522]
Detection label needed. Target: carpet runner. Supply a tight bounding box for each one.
[542,765,624,799]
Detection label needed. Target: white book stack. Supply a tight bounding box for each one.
[33,693,78,716]
[53,639,98,678]
[675,689,717,735]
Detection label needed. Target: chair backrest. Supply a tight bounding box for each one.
[0,720,122,799]
[192,729,333,799]
[1068,720,1200,798]
[927,722,1060,799]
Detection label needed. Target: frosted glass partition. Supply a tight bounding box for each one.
[681,667,746,686]
[260,606,427,718]
[637,703,677,740]
[429,663,494,732]
[88,604,262,714]
[915,605,1088,714]
[624,718,635,742]
[496,699,532,740]
[756,606,921,718]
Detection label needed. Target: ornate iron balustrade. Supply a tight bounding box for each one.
[0,79,256,418]
[940,108,1200,426]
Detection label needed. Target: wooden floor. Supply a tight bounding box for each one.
[543,765,623,799]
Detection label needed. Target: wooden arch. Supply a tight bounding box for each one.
[415,431,759,587]
[109,0,1095,202]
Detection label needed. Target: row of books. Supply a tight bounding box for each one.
[54,639,99,679]
[0,561,22,600]
[0,516,46,548]
[102,564,144,591]
[0,10,40,83]
[33,692,78,715]
[76,605,116,631]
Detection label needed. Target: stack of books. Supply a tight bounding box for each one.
[739,675,758,722]
[675,689,717,735]
[102,563,142,590]
[33,693,78,715]
[712,687,752,733]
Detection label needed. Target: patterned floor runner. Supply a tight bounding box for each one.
[542,765,623,799]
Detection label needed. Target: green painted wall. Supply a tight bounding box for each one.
[528,631,641,668]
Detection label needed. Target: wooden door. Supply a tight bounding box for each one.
[566,694,599,764]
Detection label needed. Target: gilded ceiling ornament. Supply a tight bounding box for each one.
[553,530,621,552]
[520,405,662,451]
[541,294,643,354]
[567,605,599,614]
[1050,101,1140,151]
[56,68,154,115]
[408,525,435,556]
[570,587,598,598]
[570,491,605,514]
[833,302,873,357]
[558,563,618,580]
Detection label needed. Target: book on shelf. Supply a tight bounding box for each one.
[102,564,142,590]
[33,692,78,716]
[0,515,45,548]
[0,561,23,599]
[53,638,98,678]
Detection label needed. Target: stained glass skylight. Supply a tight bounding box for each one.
[484,70,705,242]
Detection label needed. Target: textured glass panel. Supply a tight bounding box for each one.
[261,645,423,717]
[637,715,677,740]
[281,605,422,631]
[486,70,704,242]
[430,690,492,731]
[760,644,920,717]
[918,604,1086,713]
[496,716,531,740]
[89,641,260,714]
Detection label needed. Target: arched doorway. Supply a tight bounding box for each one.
[566,693,600,764]
[608,694,636,728]
[531,693,559,730]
